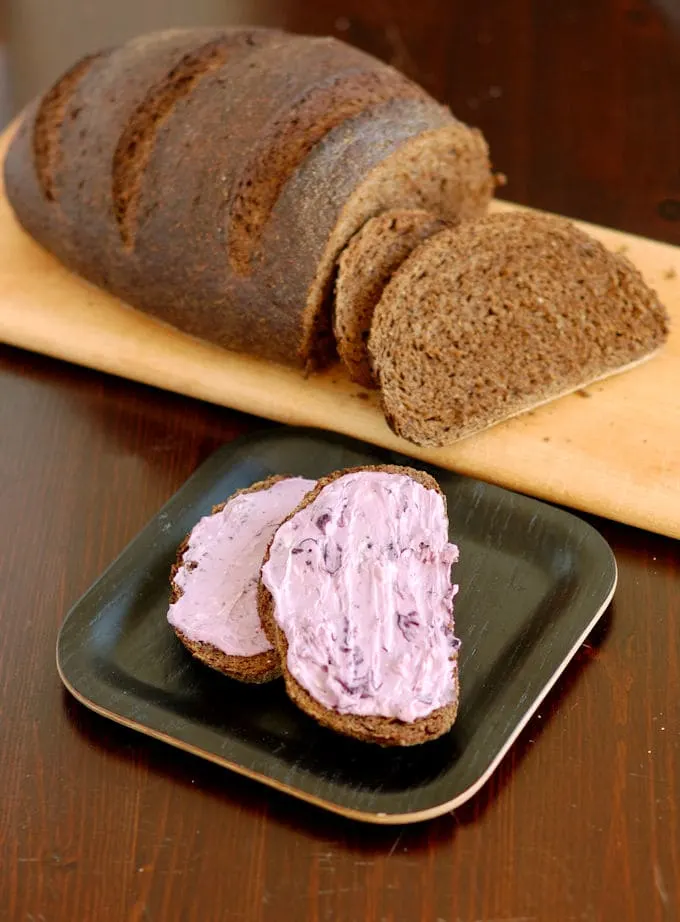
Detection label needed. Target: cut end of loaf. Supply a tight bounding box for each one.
[301,119,496,369]
[369,211,670,447]
[227,67,429,277]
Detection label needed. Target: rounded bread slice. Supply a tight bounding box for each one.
[334,209,449,386]
[258,465,461,746]
[368,211,670,446]
[169,474,315,683]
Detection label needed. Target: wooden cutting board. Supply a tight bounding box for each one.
[1,125,678,538]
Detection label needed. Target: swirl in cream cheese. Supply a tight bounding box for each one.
[168,477,315,656]
[261,471,460,721]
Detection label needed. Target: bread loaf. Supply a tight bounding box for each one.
[258,465,461,746]
[334,209,449,386]
[4,27,496,370]
[368,211,670,446]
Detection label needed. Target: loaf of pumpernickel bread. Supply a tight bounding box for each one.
[334,209,449,387]
[368,211,670,447]
[258,465,461,746]
[4,27,496,369]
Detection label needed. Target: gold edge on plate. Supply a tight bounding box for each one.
[54,649,449,826]
[54,566,615,828]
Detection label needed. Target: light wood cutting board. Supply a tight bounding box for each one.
[0,125,678,538]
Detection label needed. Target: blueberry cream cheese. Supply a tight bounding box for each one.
[259,466,461,745]
[168,475,316,683]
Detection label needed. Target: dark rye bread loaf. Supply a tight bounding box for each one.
[4,27,497,370]
[334,209,449,386]
[169,476,295,684]
[257,465,460,746]
[369,211,670,447]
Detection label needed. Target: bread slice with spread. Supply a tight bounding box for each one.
[169,474,315,683]
[258,465,461,745]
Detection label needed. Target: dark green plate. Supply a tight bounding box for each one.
[57,428,616,824]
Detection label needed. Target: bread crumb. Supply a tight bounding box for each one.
[355,391,371,401]
[615,244,629,255]
[663,267,677,280]
[576,389,592,398]
[542,436,551,442]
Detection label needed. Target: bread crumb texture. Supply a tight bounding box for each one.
[369,211,669,447]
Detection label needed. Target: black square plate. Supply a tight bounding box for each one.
[57,428,616,824]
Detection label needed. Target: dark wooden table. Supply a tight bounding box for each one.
[2,2,679,920]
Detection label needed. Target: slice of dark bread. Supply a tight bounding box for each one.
[369,211,670,447]
[334,209,449,386]
[169,475,314,683]
[258,465,460,746]
[4,28,497,371]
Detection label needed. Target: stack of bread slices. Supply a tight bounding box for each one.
[3,27,669,448]
[168,466,461,746]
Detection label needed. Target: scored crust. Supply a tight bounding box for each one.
[169,474,298,683]
[257,464,460,745]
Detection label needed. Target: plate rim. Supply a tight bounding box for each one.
[57,578,615,825]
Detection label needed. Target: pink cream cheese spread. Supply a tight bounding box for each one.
[261,471,460,722]
[168,477,315,657]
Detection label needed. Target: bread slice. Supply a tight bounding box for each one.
[169,474,315,683]
[4,28,497,371]
[258,465,461,745]
[369,211,670,447]
[334,209,449,386]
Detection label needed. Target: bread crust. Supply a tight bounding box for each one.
[169,474,296,683]
[257,465,460,745]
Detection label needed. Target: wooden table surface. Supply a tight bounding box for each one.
[2,2,679,920]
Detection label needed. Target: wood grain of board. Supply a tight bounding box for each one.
[0,124,678,538]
